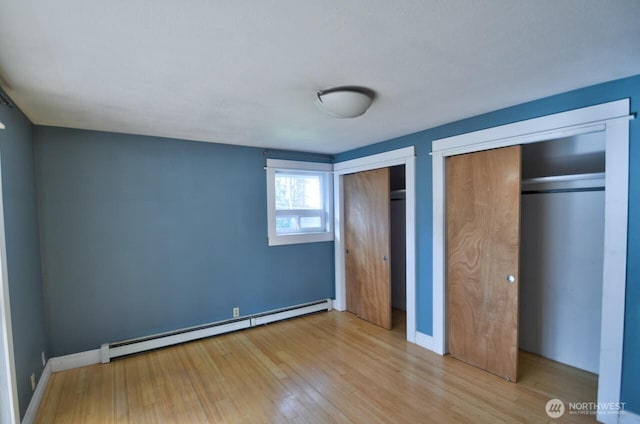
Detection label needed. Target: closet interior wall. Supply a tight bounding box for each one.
[390,165,406,312]
[519,132,606,374]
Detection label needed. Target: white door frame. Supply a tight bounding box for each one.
[333,146,417,343]
[0,125,20,423]
[431,99,632,424]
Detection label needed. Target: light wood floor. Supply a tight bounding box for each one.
[35,310,598,423]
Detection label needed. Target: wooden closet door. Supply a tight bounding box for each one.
[447,145,521,381]
[344,168,392,329]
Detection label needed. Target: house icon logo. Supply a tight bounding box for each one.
[546,398,566,418]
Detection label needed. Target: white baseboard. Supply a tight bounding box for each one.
[103,320,251,363]
[619,410,640,424]
[102,299,331,363]
[252,301,330,326]
[18,298,335,422]
[21,361,52,424]
[49,349,101,372]
[415,331,439,353]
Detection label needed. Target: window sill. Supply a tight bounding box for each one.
[268,232,334,246]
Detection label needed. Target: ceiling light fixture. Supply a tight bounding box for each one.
[315,87,374,118]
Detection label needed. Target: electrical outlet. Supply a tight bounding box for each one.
[233,307,240,318]
[41,351,46,367]
[31,373,36,391]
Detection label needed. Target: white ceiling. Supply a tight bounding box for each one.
[1,1,639,155]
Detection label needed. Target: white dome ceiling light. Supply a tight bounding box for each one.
[315,87,375,118]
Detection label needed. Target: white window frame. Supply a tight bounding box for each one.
[266,159,334,246]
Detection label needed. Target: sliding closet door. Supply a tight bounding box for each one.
[344,168,392,329]
[447,145,521,381]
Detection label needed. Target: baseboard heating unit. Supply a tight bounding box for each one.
[100,299,332,363]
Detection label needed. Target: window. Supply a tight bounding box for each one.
[266,159,333,246]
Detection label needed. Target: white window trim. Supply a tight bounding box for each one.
[431,99,632,424]
[266,159,334,246]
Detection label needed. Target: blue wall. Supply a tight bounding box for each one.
[35,127,335,356]
[5,74,638,416]
[0,105,47,419]
[335,74,640,413]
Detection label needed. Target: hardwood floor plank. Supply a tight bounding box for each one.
[113,360,129,423]
[34,311,598,423]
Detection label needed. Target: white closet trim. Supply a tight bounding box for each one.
[431,99,630,424]
[333,146,417,344]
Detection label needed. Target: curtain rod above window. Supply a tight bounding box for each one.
[265,158,333,172]
[263,149,333,163]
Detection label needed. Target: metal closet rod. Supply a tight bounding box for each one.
[522,187,604,195]
[521,172,604,185]
[521,172,605,194]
